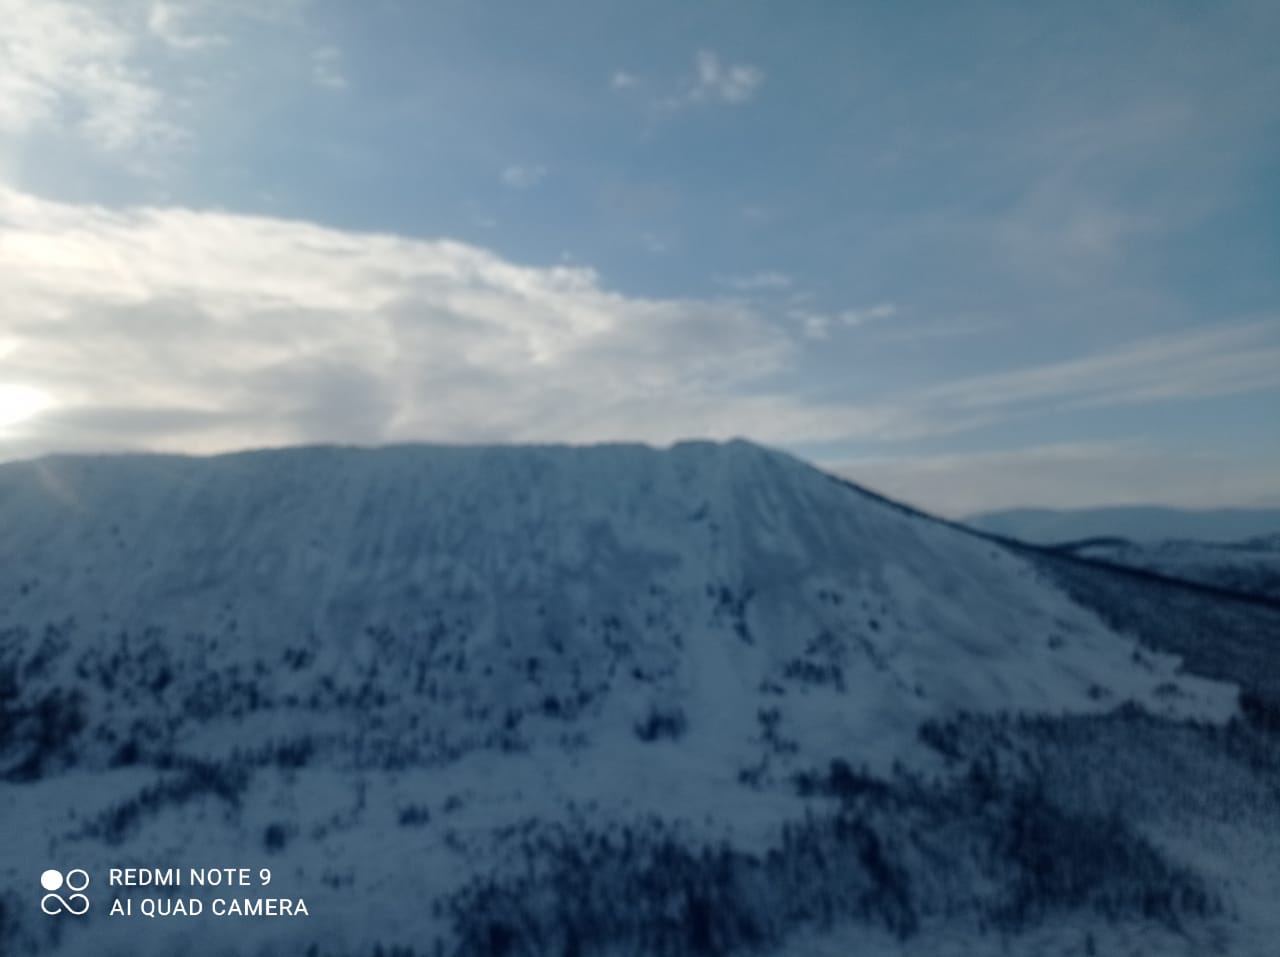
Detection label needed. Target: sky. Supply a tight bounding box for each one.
[0,0,1278,516]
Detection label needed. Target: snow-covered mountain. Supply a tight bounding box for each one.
[1,441,1277,956]
[1055,535,1280,601]
[965,505,1280,545]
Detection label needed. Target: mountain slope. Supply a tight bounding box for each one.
[0,441,1227,772]
[1052,536,1280,601]
[0,441,1271,957]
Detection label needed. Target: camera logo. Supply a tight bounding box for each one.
[40,869,90,916]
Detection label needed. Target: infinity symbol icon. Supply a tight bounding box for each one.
[40,869,90,915]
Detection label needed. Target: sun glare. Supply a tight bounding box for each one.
[0,384,52,430]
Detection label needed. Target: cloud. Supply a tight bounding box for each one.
[310,46,347,90]
[690,49,762,104]
[660,50,764,111]
[867,315,997,345]
[147,1,225,49]
[500,164,548,189]
[0,0,322,174]
[832,442,1280,517]
[718,271,792,292]
[0,0,176,154]
[914,320,1280,414]
[793,303,898,340]
[610,70,639,90]
[2,186,1276,465]
[802,319,1280,441]
[800,315,1280,439]
[0,384,52,430]
[641,232,672,255]
[0,185,823,458]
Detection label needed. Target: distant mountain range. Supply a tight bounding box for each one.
[964,506,1280,601]
[2,442,1278,956]
[965,505,1280,545]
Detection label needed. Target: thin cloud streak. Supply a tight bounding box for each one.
[916,320,1280,413]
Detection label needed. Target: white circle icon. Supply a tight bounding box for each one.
[40,869,90,915]
[65,869,90,892]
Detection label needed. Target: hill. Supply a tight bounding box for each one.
[1,442,1276,956]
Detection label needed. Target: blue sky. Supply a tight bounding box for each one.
[0,0,1277,515]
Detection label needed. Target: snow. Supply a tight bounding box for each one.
[1071,537,1280,600]
[0,440,1265,956]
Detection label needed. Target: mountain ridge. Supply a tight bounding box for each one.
[966,505,1280,545]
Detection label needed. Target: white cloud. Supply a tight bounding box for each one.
[147,1,225,49]
[0,0,324,172]
[0,0,175,153]
[719,271,792,292]
[311,46,347,90]
[660,50,764,111]
[796,314,832,340]
[0,384,52,431]
[0,185,828,457]
[867,315,997,345]
[1,186,1276,465]
[610,70,639,90]
[641,232,671,255]
[800,319,1280,441]
[914,320,1280,413]
[793,303,897,339]
[500,164,547,189]
[801,314,1280,438]
[691,49,762,104]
